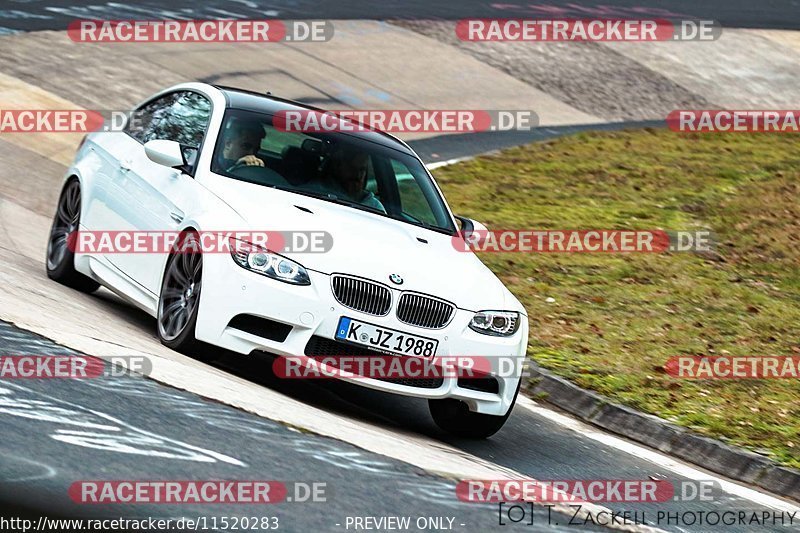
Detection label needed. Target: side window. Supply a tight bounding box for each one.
[127,92,212,153]
[391,159,437,225]
[126,97,168,143]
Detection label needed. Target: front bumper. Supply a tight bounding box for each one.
[195,253,528,416]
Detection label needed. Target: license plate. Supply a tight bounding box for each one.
[335,317,438,357]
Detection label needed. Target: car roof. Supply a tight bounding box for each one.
[213,85,415,156]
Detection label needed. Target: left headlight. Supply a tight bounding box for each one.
[229,238,311,286]
[469,311,519,336]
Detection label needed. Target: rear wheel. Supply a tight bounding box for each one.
[429,381,520,438]
[46,179,100,293]
[157,232,204,354]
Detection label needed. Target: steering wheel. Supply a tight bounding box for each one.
[227,161,263,173]
[226,162,290,188]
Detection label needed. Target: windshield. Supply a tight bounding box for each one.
[211,109,456,234]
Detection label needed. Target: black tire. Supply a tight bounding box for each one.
[157,231,205,354]
[429,380,521,438]
[46,178,100,293]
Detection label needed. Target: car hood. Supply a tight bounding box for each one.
[201,174,525,314]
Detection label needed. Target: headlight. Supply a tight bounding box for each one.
[229,238,310,285]
[469,311,519,336]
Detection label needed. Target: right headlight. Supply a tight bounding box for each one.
[469,311,519,337]
[229,238,311,285]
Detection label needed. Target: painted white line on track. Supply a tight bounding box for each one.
[517,395,800,513]
[426,156,474,170]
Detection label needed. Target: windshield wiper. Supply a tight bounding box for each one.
[401,211,451,233]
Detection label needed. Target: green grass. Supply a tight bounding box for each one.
[432,128,800,468]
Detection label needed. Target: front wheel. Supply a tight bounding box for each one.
[157,232,204,354]
[46,178,100,293]
[429,381,520,438]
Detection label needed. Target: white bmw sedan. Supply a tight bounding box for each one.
[46,83,528,437]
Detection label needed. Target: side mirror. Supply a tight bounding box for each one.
[144,139,186,169]
[454,215,490,248]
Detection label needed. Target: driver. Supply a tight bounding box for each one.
[318,145,386,212]
[218,118,266,170]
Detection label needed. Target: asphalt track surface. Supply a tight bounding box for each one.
[1,0,799,31]
[409,120,665,165]
[0,320,591,532]
[0,303,797,531]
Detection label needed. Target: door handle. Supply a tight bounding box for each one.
[119,159,132,172]
[170,212,184,223]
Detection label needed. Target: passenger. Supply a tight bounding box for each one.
[317,146,386,212]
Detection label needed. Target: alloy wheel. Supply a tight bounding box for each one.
[158,236,202,341]
[46,180,81,271]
